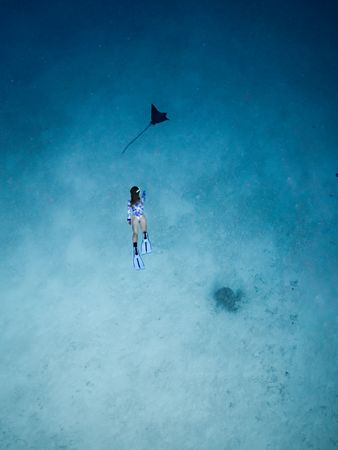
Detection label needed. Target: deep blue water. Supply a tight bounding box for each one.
[1,1,337,449]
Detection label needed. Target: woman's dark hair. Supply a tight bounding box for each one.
[130,186,141,205]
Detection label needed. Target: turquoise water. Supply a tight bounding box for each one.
[1,1,337,449]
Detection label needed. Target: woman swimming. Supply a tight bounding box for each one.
[127,186,152,269]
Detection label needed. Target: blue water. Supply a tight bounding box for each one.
[1,1,337,449]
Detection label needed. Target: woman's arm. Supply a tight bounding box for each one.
[127,200,132,223]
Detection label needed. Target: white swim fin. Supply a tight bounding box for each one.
[133,249,145,270]
[141,238,152,255]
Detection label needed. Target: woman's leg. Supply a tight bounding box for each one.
[131,216,145,268]
[139,215,147,234]
[139,215,151,254]
[131,216,139,244]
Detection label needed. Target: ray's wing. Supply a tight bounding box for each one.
[151,104,169,125]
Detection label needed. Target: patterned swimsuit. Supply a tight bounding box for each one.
[127,190,146,220]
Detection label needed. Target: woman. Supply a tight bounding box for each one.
[127,186,152,269]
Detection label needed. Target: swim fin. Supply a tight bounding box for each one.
[141,238,152,255]
[133,249,145,270]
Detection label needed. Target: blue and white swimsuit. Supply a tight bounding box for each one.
[127,190,146,221]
